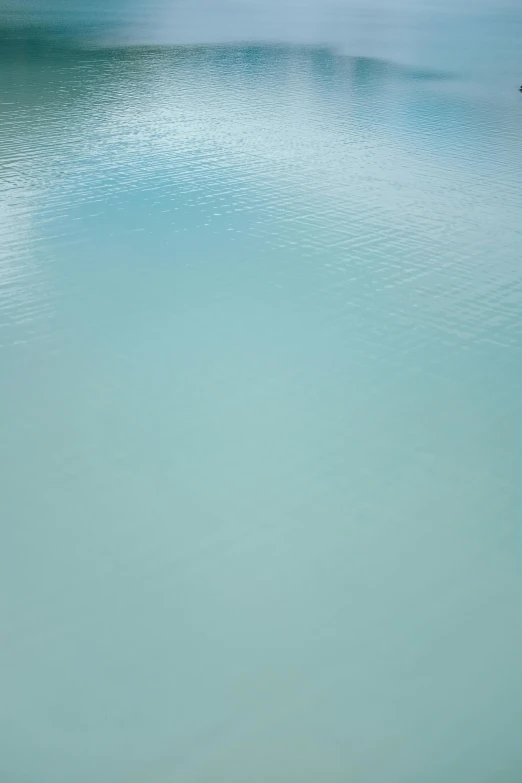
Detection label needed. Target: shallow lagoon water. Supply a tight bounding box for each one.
[1,5,522,783]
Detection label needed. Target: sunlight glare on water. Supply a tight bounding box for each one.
[0,2,521,782]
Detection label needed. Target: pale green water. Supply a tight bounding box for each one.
[1,6,522,783]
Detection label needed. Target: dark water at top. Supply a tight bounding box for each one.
[2,0,522,77]
[1,3,521,783]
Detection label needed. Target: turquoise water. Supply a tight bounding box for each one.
[1,6,522,783]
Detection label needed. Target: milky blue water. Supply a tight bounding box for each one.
[1,3,521,782]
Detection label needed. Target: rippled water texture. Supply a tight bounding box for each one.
[1,5,522,783]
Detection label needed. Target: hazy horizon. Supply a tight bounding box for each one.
[1,0,521,78]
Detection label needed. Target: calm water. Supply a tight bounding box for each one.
[1,3,521,782]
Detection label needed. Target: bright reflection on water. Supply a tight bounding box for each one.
[0,5,521,783]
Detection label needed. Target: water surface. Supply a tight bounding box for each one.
[1,7,521,783]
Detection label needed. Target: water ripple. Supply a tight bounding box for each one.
[1,29,521,783]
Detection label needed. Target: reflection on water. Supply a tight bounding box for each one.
[1,14,521,783]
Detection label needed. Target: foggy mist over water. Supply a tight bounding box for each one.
[2,0,522,76]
